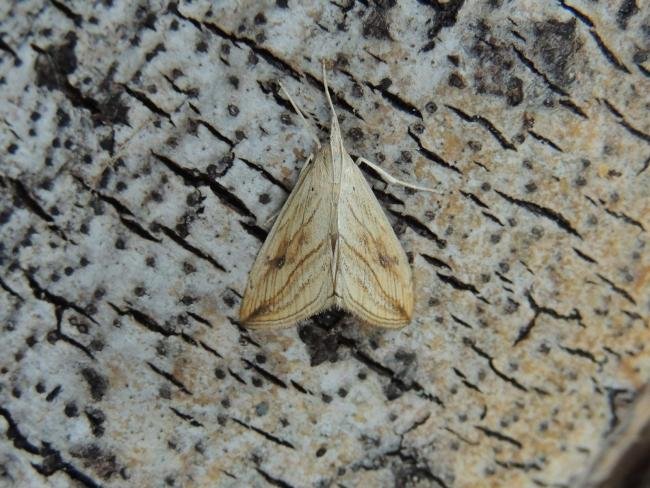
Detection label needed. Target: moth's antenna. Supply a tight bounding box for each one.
[278,82,321,150]
[322,61,340,131]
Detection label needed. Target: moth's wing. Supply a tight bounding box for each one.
[335,154,414,328]
[240,150,335,329]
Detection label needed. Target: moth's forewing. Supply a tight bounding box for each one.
[239,149,336,329]
[334,152,413,328]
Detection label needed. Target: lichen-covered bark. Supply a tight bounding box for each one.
[0,1,648,487]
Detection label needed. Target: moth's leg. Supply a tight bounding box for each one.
[278,82,321,150]
[356,157,436,193]
[263,210,280,228]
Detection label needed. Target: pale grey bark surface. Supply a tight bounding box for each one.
[0,1,649,487]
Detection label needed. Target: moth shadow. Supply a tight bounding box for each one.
[297,309,392,367]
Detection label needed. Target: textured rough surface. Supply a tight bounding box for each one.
[0,1,649,487]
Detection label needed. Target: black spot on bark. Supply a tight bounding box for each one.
[136,6,157,30]
[81,367,108,401]
[56,108,70,127]
[506,76,523,106]
[412,122,425,135]
[378,77,392,90]
[186,190,204,206]
[64,401,79,417]
[280,112,292,125]
[85,407,106,437]
[363,9,393,40]
[69,442,118,480]
[0,208,13,225]
[616,0,638,29]
[145,42,165,61]
[99,135,115,154]
[470,31,527,106]
[34,32,78,90]
[420,0,466,49]
[348,127,363,142]
[633,48,647,64]
[532,19,582,87]
[448,71,466,88]
[98,169,111,189]
[207,152,234,178]
[99,92,130,126]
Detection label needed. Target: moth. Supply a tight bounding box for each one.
[240,63,432,329]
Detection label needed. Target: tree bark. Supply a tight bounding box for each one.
[0,1,648,487]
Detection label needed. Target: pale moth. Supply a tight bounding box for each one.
[240,63,433,329]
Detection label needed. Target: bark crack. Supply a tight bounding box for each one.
[602,99,650,144]
[4,176,70,242]
[436,272,489,304]
[557,1,630,73]
[408,130,463,174]
[528,130,563,152]
[365,80,423,119]
[465,339,528,392]
[153,151,255,218]
[147,362,193,395]
[169,406,203,427]
[475,425,522,449]
[388,210,447,248]
[495,190,582,239]
[445,105,516,150]
[597,273,637,305]
[231,418,295,449]
[515,290,584,344]
[241,359,288,389]
[256,467,295,488]
[157,224,227,272]
[0,407,102,487]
